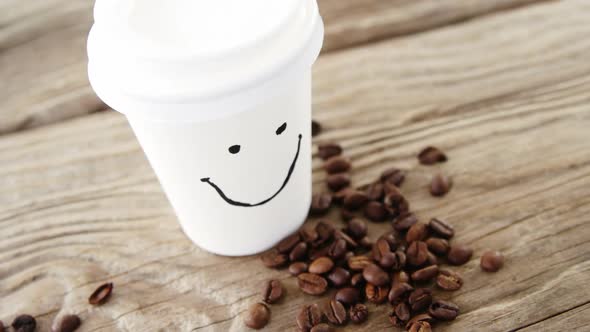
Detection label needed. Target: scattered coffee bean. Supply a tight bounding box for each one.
[52,314,81,332]
[429,300,460,321]
[392,212,418,232]
[395,302,411,322]
[313,221,335,247]
[427,252,438,266]
[418,146,447,165]
[318,143,342,160]
[310,323,332,332]
[312,120,321,137]
[366,182,384,201]
[324,156,352,174]
[327,239,347,260]
[406,241,429,266]
[447,244,473,265]
[436,269,463,291]
[349,303,368,324]
[408,288,433,311]
[381,168,406,187]
[333,230,358,249]
[350,273,365,288]
[289,262,308,276]
[406,313,434,328]
[12,315,36,332]
[335,287,360,306]
[297,303,322,332]
[411,265,439,282]
[244,303,270,330]
[326,173,351,191]
[380,231,400,250]
[430,173,453,197]
[362,264,390,286]
[346,218,368,239]
[309,257,335,274]
[262,279,283,304]
[333,187,355,204]
[365,283,389,304]
[289,242,308,261]
[327,267,351,287]
[88,282,113,306]
[429,218,454,239]
[392,271,410,286]
[426,238,450,256]
[481,250,504,272]
[407,321,432,332]
[364,201,388,222]
[343,191,369,210]
[388,282,414,304]
[277,233,301,253]
[310,193,333,215]
[406,222,428,243]
[358,236,373,249]
[260,249,288,268]
[372,237,391,260]
[322,299,348,325]
[298,273,328,295]
[340,208,355,221]
[347,255,373,271]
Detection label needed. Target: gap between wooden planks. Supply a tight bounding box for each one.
[1,0,590,331]
[0,0,549,136]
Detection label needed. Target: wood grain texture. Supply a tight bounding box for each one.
[1,0,590,331]
[0,0,549,135]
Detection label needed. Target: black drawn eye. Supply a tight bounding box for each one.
[228,145,241,154]
[276,122,287,135]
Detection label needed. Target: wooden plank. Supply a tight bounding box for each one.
[1,0,590,331]
[516,302,590,331]
[0,0,549,135]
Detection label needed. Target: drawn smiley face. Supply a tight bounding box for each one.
[200,122,302,207]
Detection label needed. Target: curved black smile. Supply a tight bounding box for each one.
[201,134,302,207]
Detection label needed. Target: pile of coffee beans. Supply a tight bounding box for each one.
[251,135,504,331]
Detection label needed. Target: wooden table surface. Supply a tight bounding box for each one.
[1,0,589,331]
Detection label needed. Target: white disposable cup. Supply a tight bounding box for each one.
[87,0,324,256]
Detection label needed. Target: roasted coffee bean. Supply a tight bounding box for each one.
[346,218,368,239]
[260,249,288,268]
[243,303,270,330]
[318,143,342,160]
[429,218,454,239]
[411,265,439,282]
[406,314,434,328]
[430,173,453,197]
[308,246,330,261]
[333,187,355,204]
[365,283,389,304]
[324,156,352,174]
[436,269,463,290]
[262,279,283,304]
[418,146,447,165]
[298,273,328,295]
[407,321,432,332]
[381,168,406,187]
[380,231,400,250]
[358,236,373,249]
[406,222,428,243]
[276,233,301,253]
[12,315,36,332]
[326,173,351,192]
[392,212,418,232]
[388,282,414,304]
[343,191,369,210]
[408,288,433,311]
[349,304,368,324]
[364,201,389,222]
[312,120,321,137]
[327,239,347,259]
[350,273,365,288]
[362,264,390,286]
[334,230,358,249]
[447,244,473,265]
[289,242,308,261]
[392,250,407,270]
[327,267,351,288]
[322,299,348,325]
[310,193,333,215]
[481,250,504,272]
[289,262,308,276]
[372,237,391,260]
[392,271,410,286]
[301,225,319,244]
[395,302,411,322]
[385,193,410,216]
[366,182,384,201]
[335,287,360,306]
[426,252,438,266]
[309,257,335,274]
[310,323,332,332]
[0,321,4,332]
[429,300,460,321]
[297,303,322,332]
[341,208,355,221]
[378,252,397,269]
[313,221,335,247]
[88,282,113,305]
[426,238,449,256]
[52,314,81,332]
[348,255,373,271]
[406,241,429,266]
